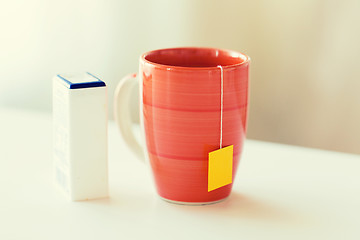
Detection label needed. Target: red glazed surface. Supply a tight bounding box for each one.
[140,47,249,203]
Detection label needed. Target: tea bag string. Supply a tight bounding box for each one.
[217,65,224,149]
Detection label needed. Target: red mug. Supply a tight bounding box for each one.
[114,47,250,205]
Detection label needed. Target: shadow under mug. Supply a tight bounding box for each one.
[114,47,250,205]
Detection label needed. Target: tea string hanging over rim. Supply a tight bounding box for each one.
[217,65,224,149]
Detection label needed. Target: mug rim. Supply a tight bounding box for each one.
[141,47,250,71]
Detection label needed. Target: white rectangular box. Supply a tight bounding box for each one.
[53,73,108,201]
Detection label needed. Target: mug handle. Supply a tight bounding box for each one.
[114,73,145,161]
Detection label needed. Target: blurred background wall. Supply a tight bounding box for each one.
[0,0,359,154]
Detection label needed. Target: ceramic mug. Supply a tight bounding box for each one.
[114,47,250,205]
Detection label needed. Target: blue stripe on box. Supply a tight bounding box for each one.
[57,73,106,89]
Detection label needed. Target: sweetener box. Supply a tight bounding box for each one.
[53,73,108,201]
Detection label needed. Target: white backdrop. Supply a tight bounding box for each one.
[1,0,359,154]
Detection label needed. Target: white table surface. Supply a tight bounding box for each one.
[0,107,359,240]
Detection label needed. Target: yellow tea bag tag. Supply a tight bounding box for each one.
[208,145,233,192]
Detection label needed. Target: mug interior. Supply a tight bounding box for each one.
[143,47,248,68]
